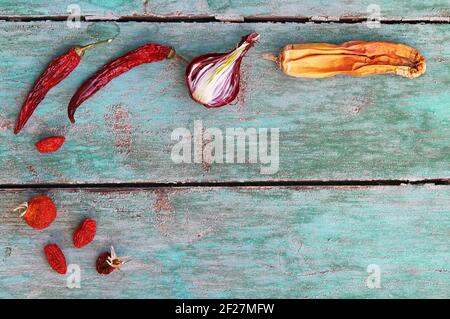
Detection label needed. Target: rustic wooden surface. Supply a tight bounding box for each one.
[1,0,449,18]
[0,1,449,299]
[1,22,450,183]
[1,186,449,298]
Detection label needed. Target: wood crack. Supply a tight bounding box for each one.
[0,15,449,23]
[0,178,449,190]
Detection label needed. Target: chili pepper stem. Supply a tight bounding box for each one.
[168,48,189,64]
[176,54,190,64]
[13,202,28,217]
[261,53,278,63]
[74,38,113,57]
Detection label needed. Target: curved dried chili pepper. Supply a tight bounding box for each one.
[68,43,176,123]
[14,39,112,134]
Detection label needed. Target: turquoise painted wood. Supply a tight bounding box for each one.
[0,186,448,298]
[0,3,449,300]
[0,0,143,16]
[0,22,450,183]
[0,0,449,18]
[147,0,450,18]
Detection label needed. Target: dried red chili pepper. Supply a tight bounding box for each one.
[44,244,67,274]
[14,39,112,134]
[14,195,57,230]
[73,217,97,248]
[35,136,66,153]
[68,43,177,123]
[96,246,128,275]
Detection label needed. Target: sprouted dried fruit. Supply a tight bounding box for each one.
[96,246,129,275]
[14,195,57,230]
[186,32,260,108]
[263,41,426,79]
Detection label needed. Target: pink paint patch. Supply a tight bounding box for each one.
[153,189,173,213]
[27,165,40,182]
[153,189,175,237]
[105,104,132,156]
[0,115,14,132]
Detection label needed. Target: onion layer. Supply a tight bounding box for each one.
[186,32,260,108]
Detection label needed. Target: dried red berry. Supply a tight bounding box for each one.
[44,244,67,274]
[96,252,115,275]
[35,136,65,154]
[96,246,127,275]
[14,195,57,230]
[73,217,97,248]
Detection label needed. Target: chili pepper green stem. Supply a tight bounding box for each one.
[74,38,113,57]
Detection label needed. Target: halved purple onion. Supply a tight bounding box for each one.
[185,32,260,108]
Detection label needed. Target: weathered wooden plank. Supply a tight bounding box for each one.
[1,22,450,184]
[0,185,448,298]
[147,0,450,19]
[0,0,449,18]
[0,0,144,16]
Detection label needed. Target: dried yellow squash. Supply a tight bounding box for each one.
[263,41,426,79]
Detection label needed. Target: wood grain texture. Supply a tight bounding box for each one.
[0,185,448,298]
[147,0,450,18]
[0,0,449,18]
[0,0,144,16]
[1,22,450,184]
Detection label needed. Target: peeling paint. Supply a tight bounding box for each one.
[0,115,13,132]
[105,104,133,157]
[153,189,173,212]
[27,165,40,182]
